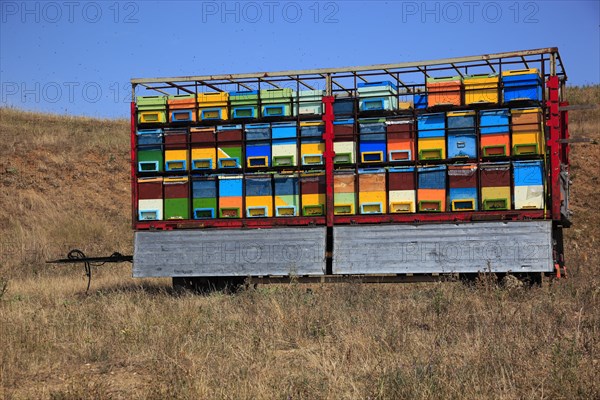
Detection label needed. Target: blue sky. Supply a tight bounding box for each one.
[1,0,598,118]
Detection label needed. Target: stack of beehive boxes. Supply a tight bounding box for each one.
[135,88,328,221]
[134,68,546,222]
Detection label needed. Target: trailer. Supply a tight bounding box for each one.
[129,48,571,288]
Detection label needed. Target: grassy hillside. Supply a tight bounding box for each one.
[0,85,599,399]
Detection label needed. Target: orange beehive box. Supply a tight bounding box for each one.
[168,94,197,122]
[426,76,463,107]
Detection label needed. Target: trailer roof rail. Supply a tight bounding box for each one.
[130,47,567,97]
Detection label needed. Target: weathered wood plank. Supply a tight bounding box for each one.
[333,221,553,274]
[134,227,326,278]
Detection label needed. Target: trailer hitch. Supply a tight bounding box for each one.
[47,250,133,293]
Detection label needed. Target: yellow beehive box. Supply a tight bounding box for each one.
[138,110,166,124]
[482,187,511,210]
[274,195,299,216]
[165,149,188,171]
[512,131,545,155]
[418,137,446,160]
[197,92,229,121]
[464,74,499,105]
[358,191,387,214]
[245,196,273,217]
[197,92,229,105]
[198,106,228,121]
[191,148,216,170]
[300,142,325,165]
[389,190,416,213]
[301,193,325,216]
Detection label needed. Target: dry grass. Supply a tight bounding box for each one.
[0,107,132,279]
[0,86,599,399]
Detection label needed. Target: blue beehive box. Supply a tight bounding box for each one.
[137,129,163,146]
[449,187,479,211]
[447,111,476,158]
[418,165,447,189]
[245,123,271,141]
[271,122,297,139]
[502,69,543,102]
[513,160,544,186]
[359,133,387,163]
[274,175,299,196]
[480,109,510,134]
[447,111,475,129]
[300,122,325,137]
[137,129,163,173]
[357,81,398,111]
[219,176,243,197]
[333,97,355,116]
[448,131,477,158]
[417,113,445,138]
[359,118,387,134]
[192,178,217,199]
[246,141,271,168]
[192,177,217,219]
[414,93,428,109]
[245,175,273,196]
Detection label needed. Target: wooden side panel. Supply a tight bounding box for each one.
[134,227,326,277]
[333,221,553,274]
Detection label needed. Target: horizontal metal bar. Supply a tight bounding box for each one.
[131,47,561,84]
[135,217,327,231]
[333,210,546,225]
[246,274,455,284]
[558,104,598,111]
[133,211,547,232]
[47,255,133,264]
[558,138,597,144]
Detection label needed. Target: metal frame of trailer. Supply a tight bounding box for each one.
[130,48,571,279]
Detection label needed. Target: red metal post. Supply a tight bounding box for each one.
[130,101,138,230]
[322,96,335,227]
[546,76,561,221]
[560,101,570,168]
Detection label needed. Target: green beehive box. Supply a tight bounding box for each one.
[260,88,293,104]
[193,198,217,210]
[230,91,259,105]
[192,198,217,218]
[137,149,164,172]
[426,75,463,83]
[167,94,195,101]
[137,95,168,110]
[294,90,324,116]
[217,145,243,168]
[164,198,189,220]
[294,90,324,101]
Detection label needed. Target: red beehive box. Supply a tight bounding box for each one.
[191,127,216,145]
[164,128,188,150]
